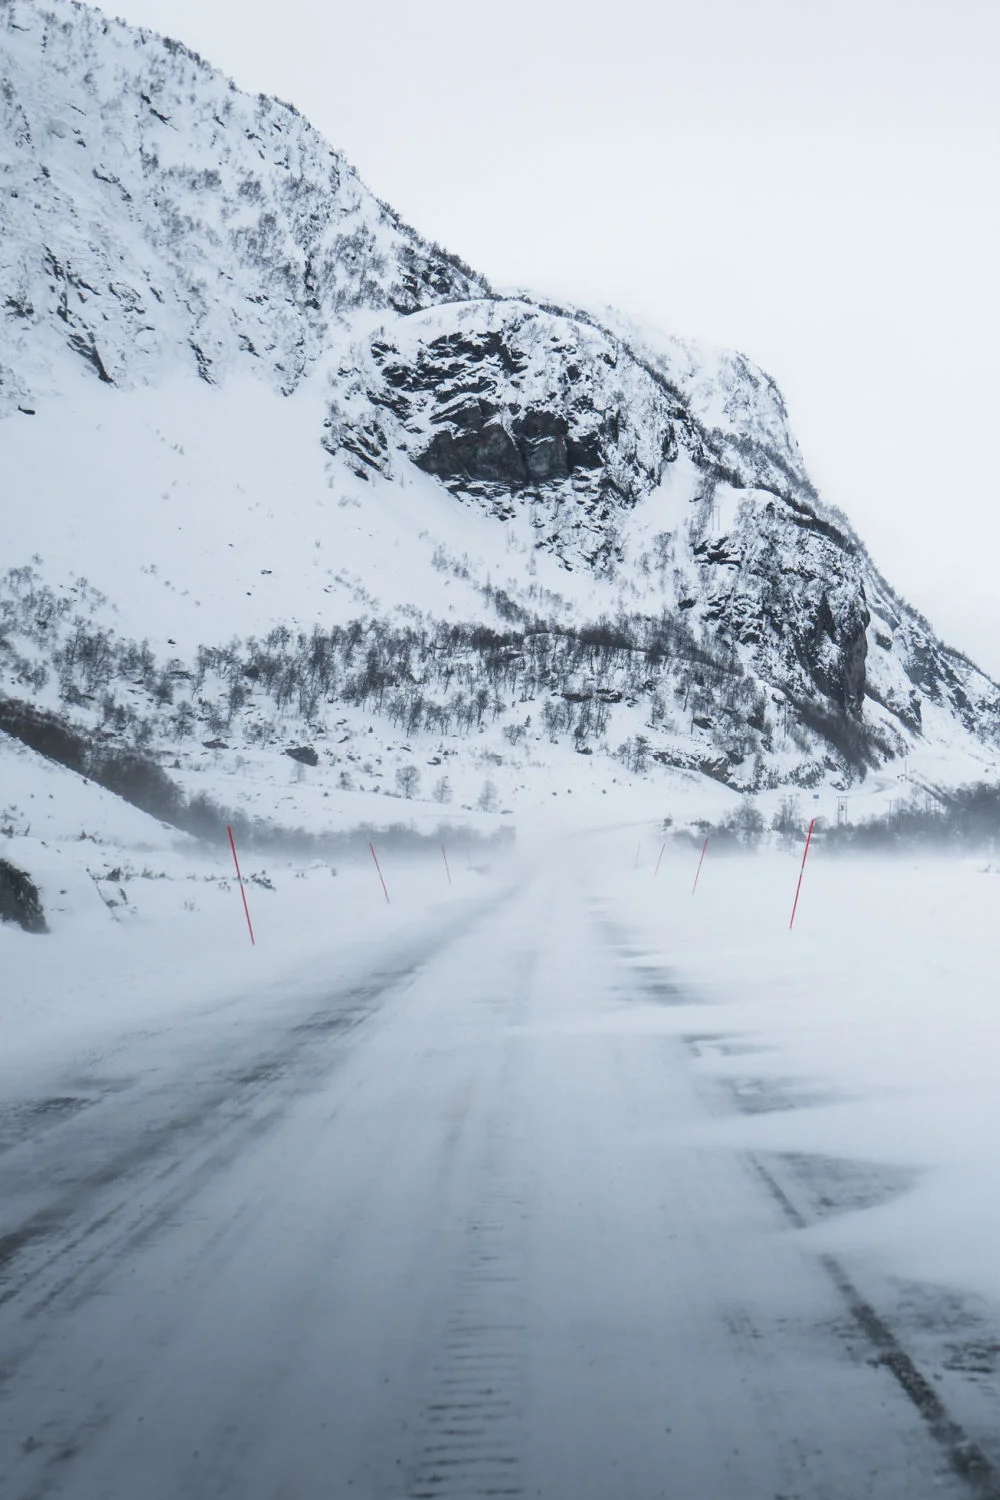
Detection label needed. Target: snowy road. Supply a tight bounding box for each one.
[0,863,995,1499]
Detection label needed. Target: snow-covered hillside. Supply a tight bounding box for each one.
[3,0,1000,897]
[0,0,485,412]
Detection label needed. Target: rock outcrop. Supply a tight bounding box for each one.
[0,858,47,933]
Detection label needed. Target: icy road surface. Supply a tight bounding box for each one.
[0,868,994,1500]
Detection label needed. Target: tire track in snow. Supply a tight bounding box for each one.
[406,950,536,1500]
[751,1157,1000,1500]
[0,888,520,1324]
[596,902,1000,1500]
[408,1121,526,1500]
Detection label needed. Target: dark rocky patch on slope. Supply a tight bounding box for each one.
[0,858,46,933]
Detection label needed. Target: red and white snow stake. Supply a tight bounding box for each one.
[692,836,709,895]
[370,841,390,904]
[441,845,452,886]
[227,825,255,946]
[654,842,666,878]
[789,818,816,930]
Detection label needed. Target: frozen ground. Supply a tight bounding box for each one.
[3,819,1000,1496]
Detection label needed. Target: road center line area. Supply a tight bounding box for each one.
[0,867,995,1499]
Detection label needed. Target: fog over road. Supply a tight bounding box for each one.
[0,863,992,1499]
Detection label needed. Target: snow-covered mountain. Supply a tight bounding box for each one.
[2,0,999,851]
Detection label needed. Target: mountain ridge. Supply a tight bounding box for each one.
[2,0,999,840]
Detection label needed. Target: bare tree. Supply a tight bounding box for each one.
[396,765,421,800]
[477,779,498,813]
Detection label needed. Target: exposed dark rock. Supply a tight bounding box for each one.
[0,859,47,934]
[67,330,113,384]
[357,307,681,521]
[285,745,319,767]
[418,420,527,487]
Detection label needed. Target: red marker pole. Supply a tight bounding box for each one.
[370,841,390,904]
[227,824,255,946]
[441,845,452,886]
[692,836,709,895]
[789,818,816,931]
[653,842,666,878]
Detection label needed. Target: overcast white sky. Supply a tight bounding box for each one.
[112,0,1000,673]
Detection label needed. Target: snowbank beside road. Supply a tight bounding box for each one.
[597,836,1000,1305]
[0,837,512,1090]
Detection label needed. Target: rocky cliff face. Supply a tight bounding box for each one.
[1,0,998,800]
[324,295,999,773]
[324,301,696,573]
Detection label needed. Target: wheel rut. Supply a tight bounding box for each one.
[405,948,536,1500]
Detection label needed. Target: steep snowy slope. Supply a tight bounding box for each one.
[0,0,485,413]
[2,0,999,839]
